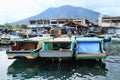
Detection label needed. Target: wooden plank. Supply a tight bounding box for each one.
[76,53,107,57]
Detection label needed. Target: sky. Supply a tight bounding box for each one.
[0,0,120,24]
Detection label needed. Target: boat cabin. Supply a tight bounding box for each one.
[75,37,107,60]
[40,37,76,58]
[6,37,52,59]
[12,40,38,51]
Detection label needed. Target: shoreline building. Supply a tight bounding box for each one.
[28,18,89,29]
[98,16,120,34]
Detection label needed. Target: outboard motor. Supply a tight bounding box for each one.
[103,36,111,42]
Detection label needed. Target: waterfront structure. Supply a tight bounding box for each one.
[28,18,89,29]
[98,16,120,27]
[98,16,120,34]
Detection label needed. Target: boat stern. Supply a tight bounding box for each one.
[6,49,40,59]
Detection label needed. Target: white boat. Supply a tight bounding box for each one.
[0,34,21,45]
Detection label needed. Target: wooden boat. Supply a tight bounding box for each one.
[39,36,76,59]
[75,37,107,60]
[6,37,52,59]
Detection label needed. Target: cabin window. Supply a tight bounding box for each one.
[37,21,43,24]
[108,29,115,34]
[113,21,118,26]
[30,21,36,24]
[77,41,101,53]
[44,43,53,50]
[24,42,38,50]
[14,42,38,50]
[53,42,71,50]
[45,42,71,50]
[44,20,50,24]
[58,21,65,24]
[102,20,110,22]
[51,21,57,24]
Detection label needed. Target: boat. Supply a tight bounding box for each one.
[6,37,52,59]
[75,37,107,60]
[39,36,76,59]
[0,33,21,45]
[0,34,11,45]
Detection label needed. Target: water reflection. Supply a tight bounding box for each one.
[104,40,120,56]
[105,56,120,80]
[0,50,15,80]
[7,59,106,80]
[0,45,10,51]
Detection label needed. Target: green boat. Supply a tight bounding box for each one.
[75,37,107,60]
[6,37,52,59]
[39,36,76,59]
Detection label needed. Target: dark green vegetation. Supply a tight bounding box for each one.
[0,23,28,29]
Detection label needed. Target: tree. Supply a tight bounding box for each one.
[21,24,28,29]
[4,23,12,29]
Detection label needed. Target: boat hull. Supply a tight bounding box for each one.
[6,49,40,59]
[40,50,73,58]
[75,53,107,60]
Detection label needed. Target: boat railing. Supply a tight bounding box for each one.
[33,48,41,52]
[40,49,71,52]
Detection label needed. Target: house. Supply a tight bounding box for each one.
[28,18,89,29]
[98,16,120,34]
[28,18,92,36]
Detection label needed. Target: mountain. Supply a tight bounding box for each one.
[12,5,101,25]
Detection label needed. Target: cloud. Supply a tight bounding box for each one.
[0,0,86,24]
[0,0,45,24]
[95,7,120,16]
[82,0,120,16]
[0,0,120,24]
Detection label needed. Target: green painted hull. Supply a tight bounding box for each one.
[75,55,107,60]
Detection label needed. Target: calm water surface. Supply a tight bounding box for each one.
[0,40,120,80]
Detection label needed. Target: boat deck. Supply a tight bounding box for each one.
[44,37,75,42]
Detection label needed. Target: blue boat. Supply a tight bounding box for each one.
[75,37,107,60]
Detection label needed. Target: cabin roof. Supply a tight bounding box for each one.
[16,37,52,42]
[45,37,75,43]
[63,21,87,28]
[76,37,102,42]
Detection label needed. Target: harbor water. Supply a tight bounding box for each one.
[0,39,120,80]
